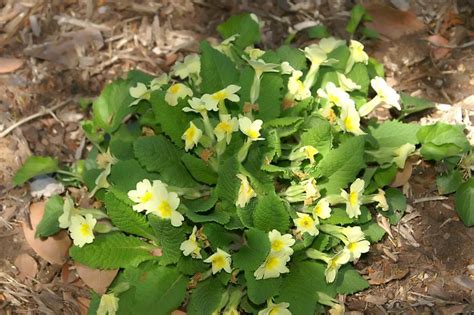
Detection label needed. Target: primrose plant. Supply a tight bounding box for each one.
[15,12,472,315]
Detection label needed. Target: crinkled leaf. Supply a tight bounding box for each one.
[253,193,290,233]
[384,188,407,224]
[13,156,59,186]
[333,264,369,294]
[245,270,282,305]
[35,195,63,238]
[203,223,237,250]
[437,170,463,195]
[188,277,226,315]
[399,93,435,119]
[300,118,333,156]
[318,136,365,194]
[134,135,198,188]
[200,41,239,93]
[346,63,370,94]
[217,13,261,48]
[233,228,270,271]
[417,123,470,160]
[148,215,186,265]
[276,45,307,70]
[455,178,474,226]
[104,191,155,240]
[109,159,159,192]
[256,73,284,121]
[69,232,154,269]
[216,156,240,204]
[92,79,135,133]
[181,154,218,185]
[182,192,218,213]
[368,120,420,149]
[361,221,386,243]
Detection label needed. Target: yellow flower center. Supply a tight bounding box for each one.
[301,217,312,228]
[212,255,226,269]
[140,191,153,203]
[185,127,196,141]
[247,129,259,139]
[269,309,280,315]
[328,94,340,104]
[349,191,358,207]
[271,239,284,252]
[348,242,357,252]
[217,121,232,133]
[80,223,92,237]
[157,201,172,218]
[314,205,322,216]
[213,90,228,101]
[344,116,354,131]
[169,84,181,94]
[265,256,279,270]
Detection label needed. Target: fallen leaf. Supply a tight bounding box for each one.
[426,35,451,60]
[364,294,387,305]
[22,201,71,265]
[76,296,91,315]
[390,161,413,187]
[75,263,118,294]
[14,253,38,280]
[0,57,24,73]
[365,4,426,40]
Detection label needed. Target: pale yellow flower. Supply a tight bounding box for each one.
[287,70,311,101]
[165,83,193,106]
[204,248,232,274]
[180,226,202,259]
[372,189,389,211]
[235,173,257,207]
[337,72,361,91]
[359,77,401,116]
[268,229,295,255]
[339,103,365,135]
[349,40,369,64]
[254,252,291,279]
[97,293,119,315]
[317,82,354,108]
[172,54,200,80]
[202,85,241,108]
[247,59,279,103]
[238,116,264,141]
[312,198,332,219]
[319,37,346,54]
[393,143,416,168]
[346,239,370,261]
[214,114,238,144]
[58,196,75,229]
[182,121,203,151]
[183,97,218,113]
[340,178,365,218]
[244,46,265,60]
[299,145,319,164]
[258,301,291,315]
[148,180,184,227]
[325,249,350,283]
[69,214,96,248]
[293,212,319,236]
[128,179,156,213]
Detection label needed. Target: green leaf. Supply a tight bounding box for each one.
[437,170,463,195]
[13,156,59,186]
[333,264,369,294]
[322,207,372,225]
[300,119,333,156]
[187,277,226,315]
[182,192,218,213]
[216,156,240,204]
[217,13,261,48]
[104,191,155,240]
[69,232,154,269]
[134,135,198,188]
[233,228,270,271]
[455,178,474,226]
[361,221,386,243]
[368,120,420,148]
[200,41,239,93]
[109,159,159,192]
[361,26,379,39]
[149,91,192,148]
[277,261,334,315]
[35,195,64,238]
[256,73,284,121]
[318,137,365,194]
[203,223,237,250]
[417,123,470,160]
[181,154,218,185]
[373,163,398,187]
[307,25,330,39]
[384,188,407,224]
[346,63,370,94]
[326,46,350,71]
[367,57,385,78]
[399,93,436,119]
[346,4,369,34]
[148,215,186,265]
[245,270,282,305]
[92,79,135,133]
[117,263,188,315]
[183,206,231,225]
[253,193,290,233]
[177,255,207,275]
[109,123,141,160]
[276,45,307,70]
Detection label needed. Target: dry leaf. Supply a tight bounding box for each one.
[75,263,118,294]
[365,4,426,40]
[76,296,91,315]
[14,253,38,280]
[426,35,451,60]
[390,161,413,187]
[0,57,24,73]
[22,201,71,265]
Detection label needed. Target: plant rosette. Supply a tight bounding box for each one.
[15,12,473,315]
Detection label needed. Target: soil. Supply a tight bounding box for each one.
[1,0,473,314]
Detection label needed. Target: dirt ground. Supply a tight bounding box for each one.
[0,0,473,314]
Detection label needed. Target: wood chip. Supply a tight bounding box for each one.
[14,253,38,280]
[0,57,24,73]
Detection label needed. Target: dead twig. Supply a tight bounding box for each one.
[0,99,73,138]
[54,15,111,32]
[425,39,474,49]
[412,196,448,204]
